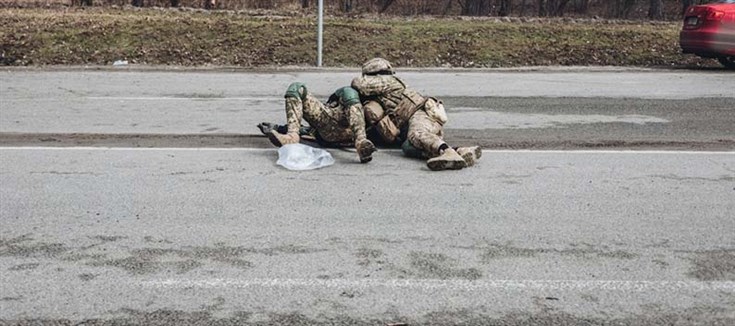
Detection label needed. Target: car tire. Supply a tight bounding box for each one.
[717,56,735,70]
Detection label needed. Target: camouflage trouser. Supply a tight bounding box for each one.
[285,94,367,144]
[407,109,446,159]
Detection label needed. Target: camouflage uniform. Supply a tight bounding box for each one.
[284,94,366,144]
[353,75,450,156]
[266,82,376,163]
[351,58,481,171]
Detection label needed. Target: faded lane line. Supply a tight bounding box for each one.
[142,279,735,292]
[3,96,283,101]
[0,147,734,155]
[88,97,283,101]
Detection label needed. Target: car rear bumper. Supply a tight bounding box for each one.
[680,30,715,54]
[680,29,735,57]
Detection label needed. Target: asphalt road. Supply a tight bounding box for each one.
[0,68,734,325]
[1,68,734,150]
[1,148,734,325]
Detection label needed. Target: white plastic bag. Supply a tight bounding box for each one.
[276,143,334,171]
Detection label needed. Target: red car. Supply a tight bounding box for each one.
[680,0,735,69]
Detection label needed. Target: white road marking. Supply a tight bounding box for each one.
[3,97,282,101]
[0,147,733,155]
[89,97,283,101]
[143,278,735,292]
[485,149,735,155]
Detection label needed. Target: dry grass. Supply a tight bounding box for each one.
[0,7,714,67]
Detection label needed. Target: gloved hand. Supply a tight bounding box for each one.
[257,122,274,135]
[425,98,447,125]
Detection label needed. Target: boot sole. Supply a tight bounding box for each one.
[474,147,483,160]
[427,159,467,171]
[460,147,483,167]
[358,142,377,163]
[460,152,475,167]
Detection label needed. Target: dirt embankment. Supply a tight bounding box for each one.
[0,7,717,68]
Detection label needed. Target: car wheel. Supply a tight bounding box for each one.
[717,56,735,70]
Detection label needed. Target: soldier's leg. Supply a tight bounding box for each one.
[300,94,352,143]
[401,139,425,159]
[346,104,377,163]
[407,109,465,171]
[302,95,376,163]
[267,82,308,147]
[258,122,316,140]
[300,94,329,129]
[346,104,368,142]
[455,146,482,167]
[304,99,376,163]
[407,109,446,158]
[288,94,367,147]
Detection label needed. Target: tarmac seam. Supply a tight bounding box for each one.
[1,147,734,155]
[2,133,734,151]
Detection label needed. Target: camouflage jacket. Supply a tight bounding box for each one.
[352,75,427,130]
[351,75,407,112]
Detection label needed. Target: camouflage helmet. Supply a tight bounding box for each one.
[362,57,394,76]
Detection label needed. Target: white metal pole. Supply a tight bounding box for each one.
[317,0,323,67]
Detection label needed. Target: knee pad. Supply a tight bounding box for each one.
[285,82,308,101]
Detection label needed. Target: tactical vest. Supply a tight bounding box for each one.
[392,87,426,129]
[353,75,430,143]
[371,76,426,129]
